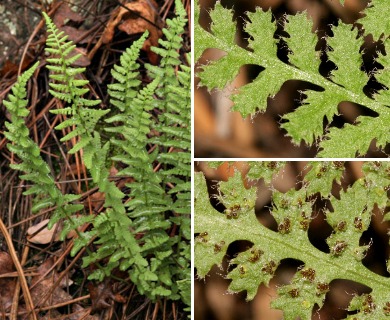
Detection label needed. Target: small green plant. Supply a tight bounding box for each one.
[195,161,390,319]
[3,0,190,311]
[195,0,390,157]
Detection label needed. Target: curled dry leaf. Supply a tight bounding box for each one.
[101,0,162,64]
[0,57,33,77]
[88,279,126,313]
[0,251,16,312]
[70,304,99,320]
[88,281,114,312]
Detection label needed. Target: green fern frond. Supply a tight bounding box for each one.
[43,12,106,145]
[107,31,148,112]
[4,64,53,194]
[146,0,187,93]
[3,62,59,203]
[3,62,85,236]
[42,14,151,276]
[195,1,390,157]
[358,1,390,40]
[102,0,190,305]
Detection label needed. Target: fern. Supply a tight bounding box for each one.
[43,12,109,159]
[3,62,88,235]
[195,1,390,157]
[195,161,390,319]
[148,1,191,222]
[3,0,190,311]
[105,0,191,304]
[43,13,144,270]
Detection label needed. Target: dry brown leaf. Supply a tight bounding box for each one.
[32,257,73,288]
[0,58,33,77]
[87,166,122,211]
[67,46,91,67]
[53,3,84,26]
[118,0,161,64]
[101,0,162,64]
[70,304,99,320]
[88,280,118,313]
[109,166,118,177]
[0,251,16,312]
[27,219,60,244]
[45,3,91,66]
[27,217,88,244]
[31,258,73,308]
[60,25,94,46]
[88,191,105,212]
[40,310,62,319]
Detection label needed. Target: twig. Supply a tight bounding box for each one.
[11,245,30,319]
[0,218,37,320]
[4,295,90,317]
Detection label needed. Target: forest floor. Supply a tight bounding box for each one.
[0,0,190,319]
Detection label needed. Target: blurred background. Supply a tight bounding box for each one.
[194,161,390,320]
[194,0,390,158]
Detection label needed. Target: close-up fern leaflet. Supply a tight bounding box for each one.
[195,0,390,157]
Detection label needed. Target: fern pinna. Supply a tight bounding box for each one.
[195,1,390,157]
[3,0,190,309]
[195,161,390,319]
